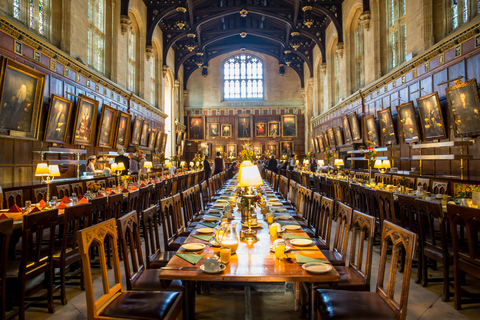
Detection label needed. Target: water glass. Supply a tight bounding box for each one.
[51,196,58,207]
[71,193,78,205]
[274,239,286,259]
[220,247,231,264]
[100,188,106,195]
[25,200,31,210]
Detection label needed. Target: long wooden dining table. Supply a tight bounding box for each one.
[160,182,340,320]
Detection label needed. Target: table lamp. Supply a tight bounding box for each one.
[318,160,325,166]
[180,161,186,173]
[238,163,263,243]
[375,160,391,184]
[111,163,118,173]
[144,161,153,173]
[35,163,60,202]
[237,160,253,183]
[334,159,344,167]
[189,161,194,171]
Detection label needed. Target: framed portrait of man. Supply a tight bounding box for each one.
[97,105,119,148]
[44,95,73,144]
[266,142,278,158]
[179,140,185,155]
[227,144,237,158]
[377,107,397,145]
[130,116,142,146]
[268,121,280,138]
[323,132,330,149]
[348,112,362,142]
[208,123,220,138]
[417,92,446,140]
[214,145,224,155]
[280,141,294,155]
[282,115,297,137]
[72,94,98,146]
[327,128,336,148]
[188,116,205,141]
[148,129,157,149]
[236,114,252,139]
[140,120,149,146]
[317,136,325,152]
[311,137,318,153]
[198,142,210,158]
[0,57,46,140]
[396,102,421,142]
[221,124,232,138]
[155,132,164,151]
[446,79,480,137]
[255,122,267,137]
[253,145,263,158]
[341,115,353,144]
[364,115,379,146]
[162,133,168,152]
[334,127,344,146]
[116,111,131,149]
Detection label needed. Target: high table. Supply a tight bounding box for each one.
[160,186,340,320]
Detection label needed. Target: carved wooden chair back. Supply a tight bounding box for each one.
[310,192,323,236]
[0,218,13,320]
[165,178,172,197]
[126,189,139,214]
[5,189,23,208]
[432,180,449,195]
[279,175,289,199]
[330,201,353,265]
[377,190,397,226]
[90,196,109,223]
[108,193,124,220]
[200,180,210,211]
[70,182,84,196]
[33,187,48,202]
[350,183,366,212]
[159,196,179,248]
[107,177,117,188]
[416,178,430,192]
[141,205,163,269]
[316,196,335,247]
[288,181,299,209]
[55,184,71,199]
[339,180,351,206]
[397,194,418,231]
[138,186,152,213]
[325,177,335,199]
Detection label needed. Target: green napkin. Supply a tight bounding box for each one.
[293,254,331,264]
[191,234,213,242]
[175,253,204,265]
[206,212,221,217]
[277,220,299,226]
[283,234,310,240]
[200,222,217,228]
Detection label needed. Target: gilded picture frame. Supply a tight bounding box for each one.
[364,115,379,147]
[148,129,157,149]
[341,115,353,144]
[348,112,362,142]
[255,122,267,138]
[327,128,336,148]
[226,144,237,158]
[44,94,73,144]
[268,121,281,138]
[416,92,447,140]
[266,142,279,158]
[236,114,253,140]
[280,141,294,155]
[130,116,143,146]
[334,126,344,146]
[323,132,330,149]
[214,145,224,156]
[198,142,210,158]
[97,105,119,148]
[188,115,205,141]
[72,94,99,146]
[162,133,168,152]
[318,136,325,152]
[116,111,131,149]
[221,124,232,138]
[253,145,263,158]
[281,114,297,138]
[446,79,480,138]
[208,123,220,139]
[377,107,397,146]
[140,120,149,146]
[396,101,421,143]
[155,131,164,151]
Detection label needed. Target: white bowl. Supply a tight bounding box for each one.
[181,243,206,251]
[241,222,263,228]
[197,228,214,234]
[302,263,333,274]
[290,239,313,246]
[200,264,226,274]
[269,245,291,253]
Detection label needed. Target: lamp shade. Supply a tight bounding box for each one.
[189,162,194,167]
[334,159,344,166]
[117,162,126,171]
[237,160,253,182]
[374,159,383,169]
[381,160,391,169]
[180,161,186,167]
[237,164,264,187]
[48,165,61,177]
[111,163,118,171]
[144,161,153,168]
[318,160,325,166]
[35,163,50,176]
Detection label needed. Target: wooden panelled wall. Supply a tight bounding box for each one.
[0,29,165,186]
[184,110,305,162]
[313,35,480,181]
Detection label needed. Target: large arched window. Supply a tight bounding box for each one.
[387,0,406,70]
[164,74,173,158]
[351,9,364,92]
[88,0,105,73]
[317,62,325,115]
[150,47,157,106]
[451,0,472,31]
[127,20,137,92]
[13,0,21,19]
[14,0,48,36]
[334,49,340,105]
[223,54,264,100]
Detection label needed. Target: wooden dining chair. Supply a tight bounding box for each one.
[160,195,188,251]
[316,221,418,320]
[126,189,140,214]
[312,196,334,250]
[107,177,117,188]
[321,201,353,266]
[138,186,152,213]
[376,190,397,226]
[325,177,335,199]
[416,178,430,192]
[171,177,179,195]
[90,196,109,223]
[432,180,449,194]
[165,178,172,197]
[446,204,480,310]
[338,180,351,206]
[55,184,71,199]
[33,186,48,202]
[77,218,183,320]
[4,189,23,208]
[350,183,365,212]
[0,218,13,320]
[108,192,124,220]
[6,209,59,320]
[200,180,210,211]
[70,182,84,196]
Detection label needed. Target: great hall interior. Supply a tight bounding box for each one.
[1,0,480,319]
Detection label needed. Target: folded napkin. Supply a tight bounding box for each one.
[148,182,153,185]
[105,187,111,192]
[200,222,217,228]
[77,194,83,200]
[277,220,298,226]
[30,207,41,213]
[77,197,89,205]
[38,199,46,208]
[122,188,129,193]
[0,214,9,221]
[175,253,203,265]
[61,196,71,204]
[294,254,331,264]
[140,183,146,188]
[56,202,67,209]
[191,234,212,242]
[283,234,310,240]
[206,212,221,217]
[130,186,138,191]
[133,182,138,186]
[8,204,21,213]
[109,191,116,195]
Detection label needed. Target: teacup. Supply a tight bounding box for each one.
[204,256,221,271]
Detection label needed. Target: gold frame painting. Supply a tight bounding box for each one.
[97,105,119,148]
[341,115,353,144]
[221,124,232,138]
[348,112,362,142]
[188,115,205,141]
[266,142,279,158]
[327,128,336,148]
[396,102,421,143]
[364,115,379,147]
[155,131,164,151]
[0,57,46,140]
[226,144,237,158]
[236,114,253,140]
[213,145,224,156]
[253,144,263,158]
[140,120,149,146]
[208,122,220,139]
[116,111,131,149]
[162,133,168,152]
[255,122,267,138]
[280,141,294,155]
[318,136,325,152]
[323,132,330,149]
[416,92,446,140]
[334,126,344,146]
[268,121,281,138]
[148,129,157,149]
[72,94,99,146]
[377,107,397,146]
[44,94,73,144]
[446,79,480,137]
[198,142,210,158]
[130,116,143,146]
[281,114,297,138]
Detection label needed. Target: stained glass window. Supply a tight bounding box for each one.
[38,0,45,35]
[127,27,136,92]
[317,63,324,115]
[223,54,263,100]
[150,52,156,105]
[334,50,340,104]
[463,0,468,23]
[387,0,406,70]
[29,0,35,29]
[352,10,364,93]
[87,0,105,73]
[13,0,21,20]
[478,0,480,14]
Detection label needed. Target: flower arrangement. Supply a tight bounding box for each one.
[343,169,350,176]
[88,182,101,194]
[157,152,166,164]
[121,175,132,184]
[397,177,410,187]
[358,141,377,161]
[455,184,479,199]
[324,147,333,161]
[264,149,272,158]
[192,153,204,163]
[132,147,146,164]
[240,143,254,161]
[171,154,180,163]
[305,150,315,161]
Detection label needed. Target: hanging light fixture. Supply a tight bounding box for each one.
[195,52,204,68]
[284,50,292,66]
[202,66,208,78]
[239,9,248,18]
[186,33,197,52]
[302,3,314,28]
[279,63,285,76]
[176,6,187,29]
[291,31,301,50]
[240,31,247,38]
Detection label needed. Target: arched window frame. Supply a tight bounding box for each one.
[127,21,137,93]
[351,9,364,93]
[87,0,105,74]
[333,49,340,105]
[222,54,264,101]
[450,0,475,32]
[150,48,157,106]
[386,0,406,70]
[13,0,49,37]
[317,62,324,115]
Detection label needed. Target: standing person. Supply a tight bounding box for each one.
[114,149,129,176]
[203,155,211,180]
[311,157,317,172]
[212,152,224,175]
[128,153,139,177]
[267,155,277,173]
[86,155,96,173]
[288,154,295,171]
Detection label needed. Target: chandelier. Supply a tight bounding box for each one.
[291,32,301,50]
[239,9,248,18]
[195,52,204,68]
[302,5,314,28]
[186,33,197,52]
[176,7,187,29]
[284,50,292,66]
[240,32,247,38]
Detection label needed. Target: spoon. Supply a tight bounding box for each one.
[283,253,294,263]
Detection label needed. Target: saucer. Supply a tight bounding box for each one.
[209,238,221,247]
[213,203,225,207]
[276,215,292,220]
[290,239,313,246]
[272,207,287,213]
[241,222,263,228]
[302,263,333,274]
[197,228,214,234]
[200,263,226,274]
[269,245,291,253]
[284,225,301,230]
[181,243,206,251]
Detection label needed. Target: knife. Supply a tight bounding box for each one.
[161,267,198,271]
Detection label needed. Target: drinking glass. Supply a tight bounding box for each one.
[274,239,286,259]
[266,212,274,224]
[25,200,31,211]
[269,224,278,236]
[101,188,106,195]
[71,193,78,205]
[220,247,231,264]
[51,196,58,207]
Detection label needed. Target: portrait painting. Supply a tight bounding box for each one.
[198,142,210,158]
[318,136,325,152]
[155,132,164,151]
[130,116,143,146]
[377,107,397,145]
[97,105,118,148]
[323,132,330,149]
[208,123,220,138]
[396,102,420,142]
[179,140,185,156]
[236,115,252,139]
[327,128,336,148]
[72,95,98,146]
[0,57,46,140]
[188,116,205,141]
[253,145,262,158]
[334,127,344,146]
[342,115,353,144]
[311,137,318,153]
[255,122,267,137]
[227,144,237,158]
[348,112,362,142]
[266,142,278,158]
[116,112,131,149]
[148,129,157,149]
[281,141,294,155]
[446,79,480,137]
[214,145,224,155]
[221,124,232,138]
[268,121,280,138]
[162,133,168,152]
[364,115,379,146]
[282,115,297,137]
[417,92,446,140]
[44,95,72,144]
[140,121,149,146]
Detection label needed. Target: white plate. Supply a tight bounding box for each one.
[219,196,230,199]
[217,199,228,203]
[284,225,301,230]
[302,263,333,274]
[203,216,218,222]
[213,203,225,207]
[209,238,221,247]
[269,245,292,253]
[269,202,283,206]
[181,243,206,251]
[273,207,287,213]
[197,228,214,234]
[200,263,226,274]
[276,215,292,220]
[208,210,221,214]
[290,239,313,246]
[241,222,263,228]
